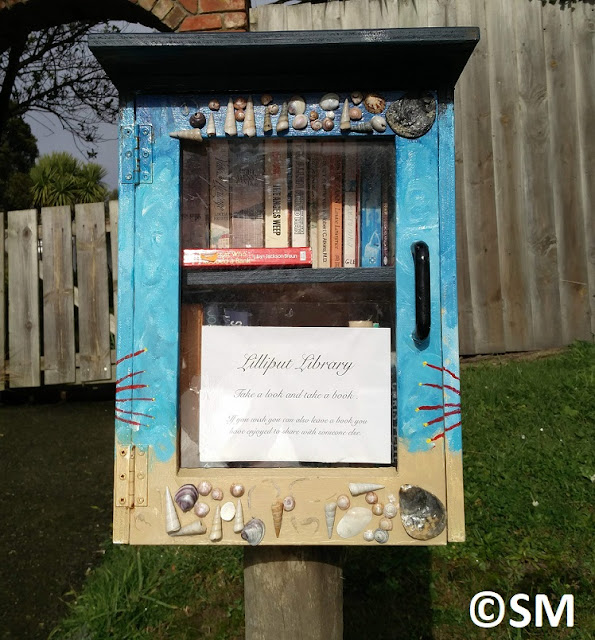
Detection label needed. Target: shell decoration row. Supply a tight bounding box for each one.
[170,91,436,142]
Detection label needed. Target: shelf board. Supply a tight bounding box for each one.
[184,266,395,287]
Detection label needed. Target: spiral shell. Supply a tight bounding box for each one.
[234,96,247,110]
[269,103,279,115]
[288,95,306,115]
[379,517,393,531]
[189,111,206,128]
[206,112,216,137]
[365,491,378,505]
[340,99,351,131]
[337,495,350,510]
[350,122,374,134]
[224,98,237,136]
[174,484,198,512]
[383,502,398,519]
[349,107,363,121]
[211,487,223,501]
[169,129,202,142]
[208,98,220,111]
[325,502,337,539]
[364,93,386,114]
[276,102,289,133]
[372,503,384,516]
[197,481,212,496]
[194,501,210,518]
[292,114,308,130]
[242,96,256,137]
[263,107,273,133]
[272,500,284,537]
[234,499,244,533]
[311,120,323,131]
[309,110,319,121]
[235,110,245,122]
[363,529,375,542]
[260,94,273,106]
[374,528,389,544]
[209,505,222,542]
[230,483,245,498]
[164,486,181,534]
[283,495,296,512]
[241,518,266,546]
[169,520,206,537]
[322,117,334,132]
[349,482,384,496]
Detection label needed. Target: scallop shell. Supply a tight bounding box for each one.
[311,120,323,131]
[348,482,385,496]
[383,502,398,519]
[374,528,389,544]
[169,129,202,142]
[399,484,446,540]
[241,517,266,546]
[260,94,273,106]
[194,501,210,518]
[189,111,206,128]
[351,91,364,105]
[365,491,378,505]
[337,495,351,510]
[292,114,308,130]
[164,487,181,534]
[211,487,223,501]
[206,112,217,137]
[283,495,296,512]
[271,500,284,538]
[208,98,220,111]
[322,117,334,132]
[224,98,237,136]
[336,507,373,539]
[340,98,351,131]
[263,107,273,133]
[209,505,222,542]
[370,115,387,133]
[276,102,289,133]
[169,520,206,536]
[234,96,247,110]
[198,481,212,496]
[325,502,337,539]
[230,483,245,498]
[221,501,236,522]
[386,92,436,139]
[243,96,256,137]
[320,92,340,111]
[379,517,393,531]
[349,107,363,121]
[233,499,244,533]
[349,122,374,134]
[288,95,306,115]
[364,93,386,114]
[363,529,375,542]
[174,484,198,512]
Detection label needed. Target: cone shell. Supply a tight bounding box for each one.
[207,112,217,137]
[241,518,266,546]
[276,102,289,133]
[170,129,202,142]
[399,484,446,541]
[263,107,273,133]
[350,122,374,134]
[271,500,283,538]
[242,96,256,137]
[340,99,351,131]
[209,505,223,542]
[169,520,206,536]
[164,487,181,534]
[233,499,245,533]
[325,502,337,539]
[349,482,385,496]
[224,98,237,136]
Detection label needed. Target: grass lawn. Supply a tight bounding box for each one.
[51,342,594,639]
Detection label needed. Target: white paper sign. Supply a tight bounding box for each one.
[199,326,392,464]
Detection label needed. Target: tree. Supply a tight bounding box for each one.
[30,151,108,207]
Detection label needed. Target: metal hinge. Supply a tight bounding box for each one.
[120,124,153,185]
[115,445,148,508]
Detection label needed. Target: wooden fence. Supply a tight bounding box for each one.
[1,202,118,389]
[250,0,595,355]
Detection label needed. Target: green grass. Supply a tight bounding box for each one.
[51,342,594,639]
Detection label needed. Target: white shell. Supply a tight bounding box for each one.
[387,493,398,504]
[337,495,351,510]
[320,93,340,111]
[283,495,296,511]
[336,507,373,539]
[221,501,236,521]
[325,502,337,539]
[211,487,223,501]
[164,487,181,534]
[194,501,210,518]
[349,482,385,496]
[372,503,384,516]
[243,95,256,137]
[198,481,212,496]
[363,529,375,542]
[325,111,335,119]
[379,517,393,531]
[276,102,289,133]
[383,502,398,519]
[371,115,387,132]
[169,129,202,141]
[365,491,378,504]
[292,114,308,130]
[169,520,206,536]
[288,95,306,115]
[351,91,364,105]
[374,528,389,544]
[206,112,216,137]
[340,99,351,131]
[209,505,222,542]
[233,499,245,533]
[224,97,237,136]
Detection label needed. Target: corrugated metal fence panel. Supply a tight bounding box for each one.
[250,0,595,354]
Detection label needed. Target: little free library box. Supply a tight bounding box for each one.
[89,27,479,547]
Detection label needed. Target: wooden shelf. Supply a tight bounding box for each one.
[184,266,395,287]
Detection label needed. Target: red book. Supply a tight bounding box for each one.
[183,247,312,268]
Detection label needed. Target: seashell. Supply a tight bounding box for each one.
[224,98,237,136]
[288,95,306,115]
[387,493,398,504]
[309,110,319,121]
[209,505,222,542]
[325,111,335,119]
[322,117,334,132]
[399,484,446,540]
[189,111,206,128]
[371,115,387,133]
[169,520,206,536]
[292,114,308,130]
[365,491,378,505]
[386,92,436,139]
[211,487,223,501]
[198,481,212,496]
[243,96,256,137]
[349,107,362,121]
[206,112,217,137]
[263,107,273,133]
[235,110,245,122]
[383,502,398,519]
[364,92,386,114]
[350,122,374,134]
[174,484,198,512]
[208,98,220,111]
[340,99,351,131]
[320,92,340,111]
[269,103,279,115]
[194,501,210,518]
[271,500,284,537]
[230,483,244,498]
[374,528,389,544]
[379,517,393,531]
[169,129,202,142]
[164,487,181,534]
[283,495,296,512]
[234,96,247,110]
[372,503,384,516]
[260,94,273,106]
[276,102,289,133]
[233,499,244,533]
[337,495,350,510]
[241,518,266,546]
[351,91,364,105]
[337,507,374,539]
[349,482,385,496]
[325,502,337,539]
[221,501,236,522]
[363,529,375,542]
[311,120,323,131]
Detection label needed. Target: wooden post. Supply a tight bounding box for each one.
[244,547,343,639]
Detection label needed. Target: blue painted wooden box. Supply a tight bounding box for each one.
[90,28,478,546]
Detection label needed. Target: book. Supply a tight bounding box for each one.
[380,143,395,266]
[359,146,382,268]
[181,144,209,249]
[291,140,308,247]
[308,141,319,268]
[230,140,265,248]
[183,247,312,267]
[343,144,359,267]
[317,144,331,268]
[329,144,343,268]
[209,141,230,249]
[264,140,289,247]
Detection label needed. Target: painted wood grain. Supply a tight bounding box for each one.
[109,199,119,339]
[41,206,76,384]
[7,210,40,388]
[75,203,111,382]
[0,212,4,390]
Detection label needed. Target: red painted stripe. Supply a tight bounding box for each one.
[115,408,154,419]
[115,415,144,427]
[116,348,147,365]
[115,370,145,385]
[115,397,155,403]
[115,384,148,393]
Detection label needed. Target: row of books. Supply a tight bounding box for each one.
[181,139,395,268]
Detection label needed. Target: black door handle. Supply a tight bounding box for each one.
[412,241,430,342]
